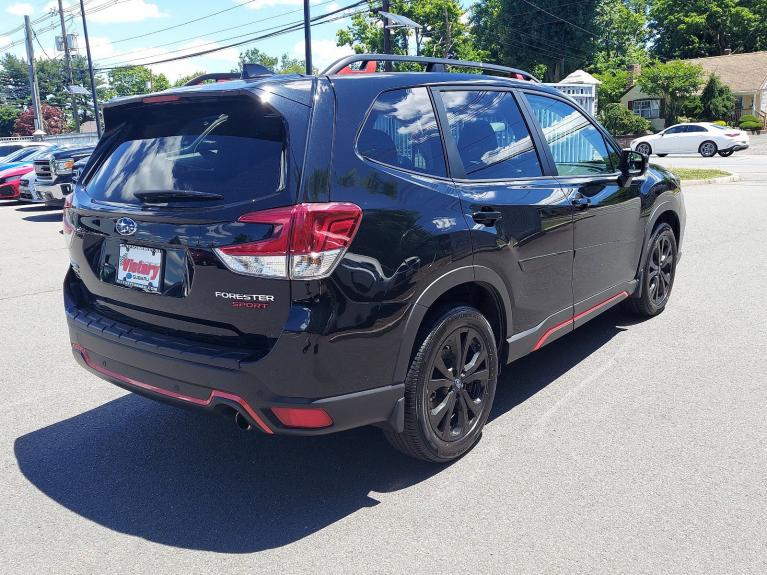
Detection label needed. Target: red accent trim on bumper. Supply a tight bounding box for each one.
[532,291,629,351]
[72,343,273,434]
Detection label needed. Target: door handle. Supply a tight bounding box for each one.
[472,210,502,225]
[571,196,591,209]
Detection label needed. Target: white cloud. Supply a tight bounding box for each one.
[88,37,116,60]
[293,39,354,71]
[0,36,12,49]
[6,3,34,15]
[325,2,339,12]
[88,0,166,23]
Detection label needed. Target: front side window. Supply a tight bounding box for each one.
[526,94,613,176]
[441,90,541,179]
[357,87,446,177]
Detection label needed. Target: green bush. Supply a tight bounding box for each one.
[739,114,764,132]
[598,103,652,135]
[712,120,727,126]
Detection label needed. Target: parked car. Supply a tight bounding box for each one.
[0,143,55,168]
[0,147,59,200]
[631,122,750,157]
[43,154,92,206]
[65,55,685,462]
[18,171,44,203]
[34,145,95,207]
[0,141,51,162]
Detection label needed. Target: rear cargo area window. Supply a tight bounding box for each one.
[86,98,287,205]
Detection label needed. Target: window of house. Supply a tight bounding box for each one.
[357,87,446,177]
[440,90,542,179]
[526,94,613,176]
[631,99,661,119]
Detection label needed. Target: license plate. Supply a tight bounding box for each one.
[116,244,163,293]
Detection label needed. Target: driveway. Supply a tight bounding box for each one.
[1,179,766,574]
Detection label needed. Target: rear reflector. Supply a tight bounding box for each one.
[271,407,333,429]
[215,202,362,280]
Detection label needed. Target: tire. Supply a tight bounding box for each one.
[657,153,668,157]
[635,142,652,156]
[718,150,733,157]
[384,305,498,463]
[623,223,678,317]
[699,140,717,157]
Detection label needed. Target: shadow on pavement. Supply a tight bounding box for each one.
[22,212,62,223]
[14,205,59,213]
[14,308,631,553]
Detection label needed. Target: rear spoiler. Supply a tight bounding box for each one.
[184,64,275,86]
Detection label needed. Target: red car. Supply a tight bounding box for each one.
[0,163,35,200]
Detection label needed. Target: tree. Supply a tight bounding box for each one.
[649,0,764,59]
[338,0,482,62]
[598,102,652,135]
[0,104,20,136]
[637,61,704,125]
[0,54,31,106]
[593,68,630,105]
[700,74,735,121]
[107,66,171,97]
[237,48,312,74]
[470,0,601,81]
[592,0,650,72]
[12,104,66,135]
[172,71,207,87]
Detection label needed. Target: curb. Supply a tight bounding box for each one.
[682,174,740,186]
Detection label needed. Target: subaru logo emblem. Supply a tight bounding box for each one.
[115,217,138,236]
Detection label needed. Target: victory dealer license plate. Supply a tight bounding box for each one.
[116,244,163,293]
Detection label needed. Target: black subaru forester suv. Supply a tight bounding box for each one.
[65,55,685,462]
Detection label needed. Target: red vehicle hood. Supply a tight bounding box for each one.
[0,164,34,179]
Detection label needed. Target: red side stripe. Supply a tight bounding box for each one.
[532,291,629,351]
[72,344,273,434]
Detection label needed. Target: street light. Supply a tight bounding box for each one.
[378,10,424,56]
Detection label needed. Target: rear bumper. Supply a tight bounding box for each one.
[66,292,404,436]
[722,143,749,153]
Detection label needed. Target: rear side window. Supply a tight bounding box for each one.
[685,125,706,133]
[441,90,541,179]
[357,87,446,177]
[526,94,613,176]
[85,97,287,206]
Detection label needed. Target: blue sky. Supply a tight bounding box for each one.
[0,0,362,81]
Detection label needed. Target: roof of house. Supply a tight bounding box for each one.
[681,51,767,93]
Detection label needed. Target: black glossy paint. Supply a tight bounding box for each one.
[65,71,686,435]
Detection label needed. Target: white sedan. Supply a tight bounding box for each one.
[631,123,750,158]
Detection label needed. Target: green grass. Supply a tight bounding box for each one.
[669,168,731,180]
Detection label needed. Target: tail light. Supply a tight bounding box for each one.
[63,194,75,247]
[214,202,363,280]
[725,132,741,137]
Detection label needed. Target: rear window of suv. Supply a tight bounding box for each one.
[85,97,287,206]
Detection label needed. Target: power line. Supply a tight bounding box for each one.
[97,0,338,64]
[97,2,372,71]
[109,0,274,45]
[514,0,598,38]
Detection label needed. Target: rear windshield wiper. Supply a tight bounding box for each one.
[134,190,224,203]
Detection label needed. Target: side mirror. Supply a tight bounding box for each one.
[618,148,648,186]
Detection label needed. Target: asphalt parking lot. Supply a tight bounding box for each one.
[1,160,766,573]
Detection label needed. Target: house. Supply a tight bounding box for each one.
[620,51,767,130]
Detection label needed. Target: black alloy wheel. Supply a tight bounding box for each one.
[647,231,675,308]
[623,222,678,317]
[426,326,490,442]
[384,306,498,462]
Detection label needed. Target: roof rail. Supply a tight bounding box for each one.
[321,54,540,82]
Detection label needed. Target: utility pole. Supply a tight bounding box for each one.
[57,0,80,132]
[79,0,101,137]
[382,0,391,71]
[303,0,312,75]
[23,15,44,133]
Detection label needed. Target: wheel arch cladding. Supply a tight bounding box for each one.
[392,266,512,384]
[654,209,680,244]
